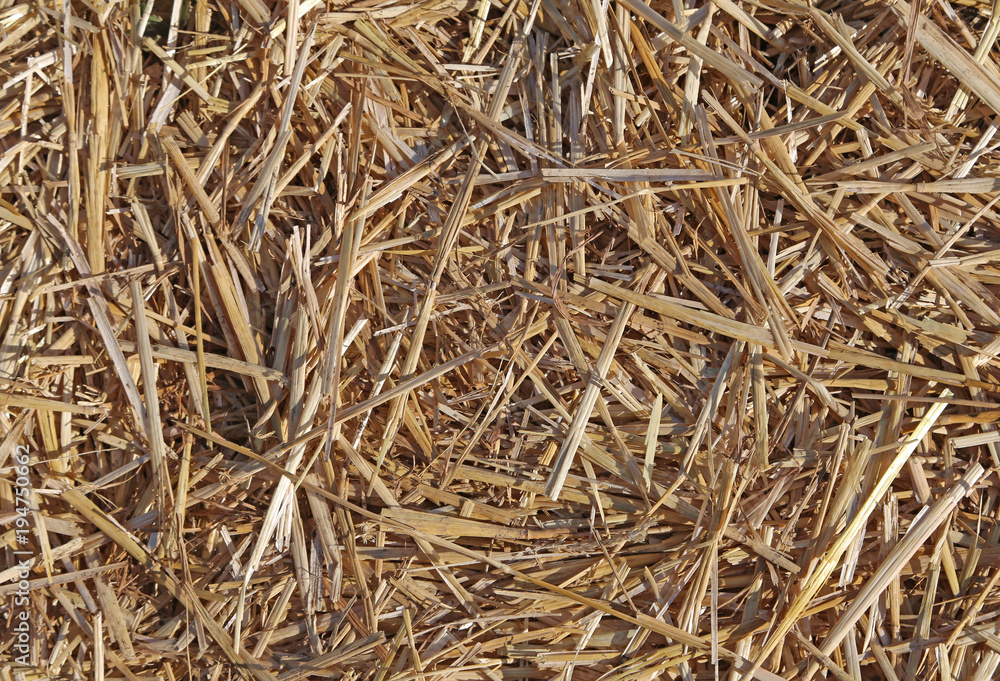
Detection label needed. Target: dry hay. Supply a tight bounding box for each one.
[2,0,1000,678]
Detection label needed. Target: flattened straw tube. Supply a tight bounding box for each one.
[741,390,954,681]
[803,462,985,681]
[546,301,635,500]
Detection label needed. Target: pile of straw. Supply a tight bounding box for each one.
[3,0,1000,677]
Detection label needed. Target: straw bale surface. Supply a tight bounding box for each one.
[2,0,1000,677]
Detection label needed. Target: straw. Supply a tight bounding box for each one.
[3,0,1000,678]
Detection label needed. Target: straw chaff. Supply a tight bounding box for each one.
[2,0,1000,678]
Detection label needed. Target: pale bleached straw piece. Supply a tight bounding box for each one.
[128,279,173,533]
[114,339,286,383]
[546,298,636,500]
[642,392,662,490]
[742,392,954,680]
[617,0,762,90]
[943,0,1000,121]
[681,340,744,476]
[893,0,1000,119]
[322,180,365,464]
[246,24,316,251]
[805,462,985,681]
[161,136,222,227]
[43,218,148,433]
